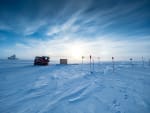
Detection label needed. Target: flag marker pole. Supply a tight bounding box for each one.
[90,55,92,73]
[112,57,115,72]
[130,58,133,68]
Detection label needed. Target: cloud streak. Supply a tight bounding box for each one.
[2,34,150,61]
[0,0,150,60]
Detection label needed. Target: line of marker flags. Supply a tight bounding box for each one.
[81,55,150,74]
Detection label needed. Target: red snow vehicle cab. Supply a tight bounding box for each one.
[34,56,49,65]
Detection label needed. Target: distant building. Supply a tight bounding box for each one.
[8,54,18,60]
[60,59,68,64]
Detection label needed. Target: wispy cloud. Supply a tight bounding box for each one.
[2,34,149,61]
[0,0,150,60]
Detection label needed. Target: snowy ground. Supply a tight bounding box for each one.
[0,60,150,113]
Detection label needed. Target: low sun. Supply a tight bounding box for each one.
[68,44,85,59]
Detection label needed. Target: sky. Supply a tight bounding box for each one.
[0,0,150,61]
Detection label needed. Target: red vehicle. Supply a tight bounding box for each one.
[34,56,49,65]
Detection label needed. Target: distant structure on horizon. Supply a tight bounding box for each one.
[8,54,18,60]
[60,59,68,64]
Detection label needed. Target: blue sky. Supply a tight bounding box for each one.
[0,0,150,60]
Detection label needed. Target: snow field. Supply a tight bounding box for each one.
[0,60,150,113]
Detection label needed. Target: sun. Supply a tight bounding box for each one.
[68,43,85,59]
